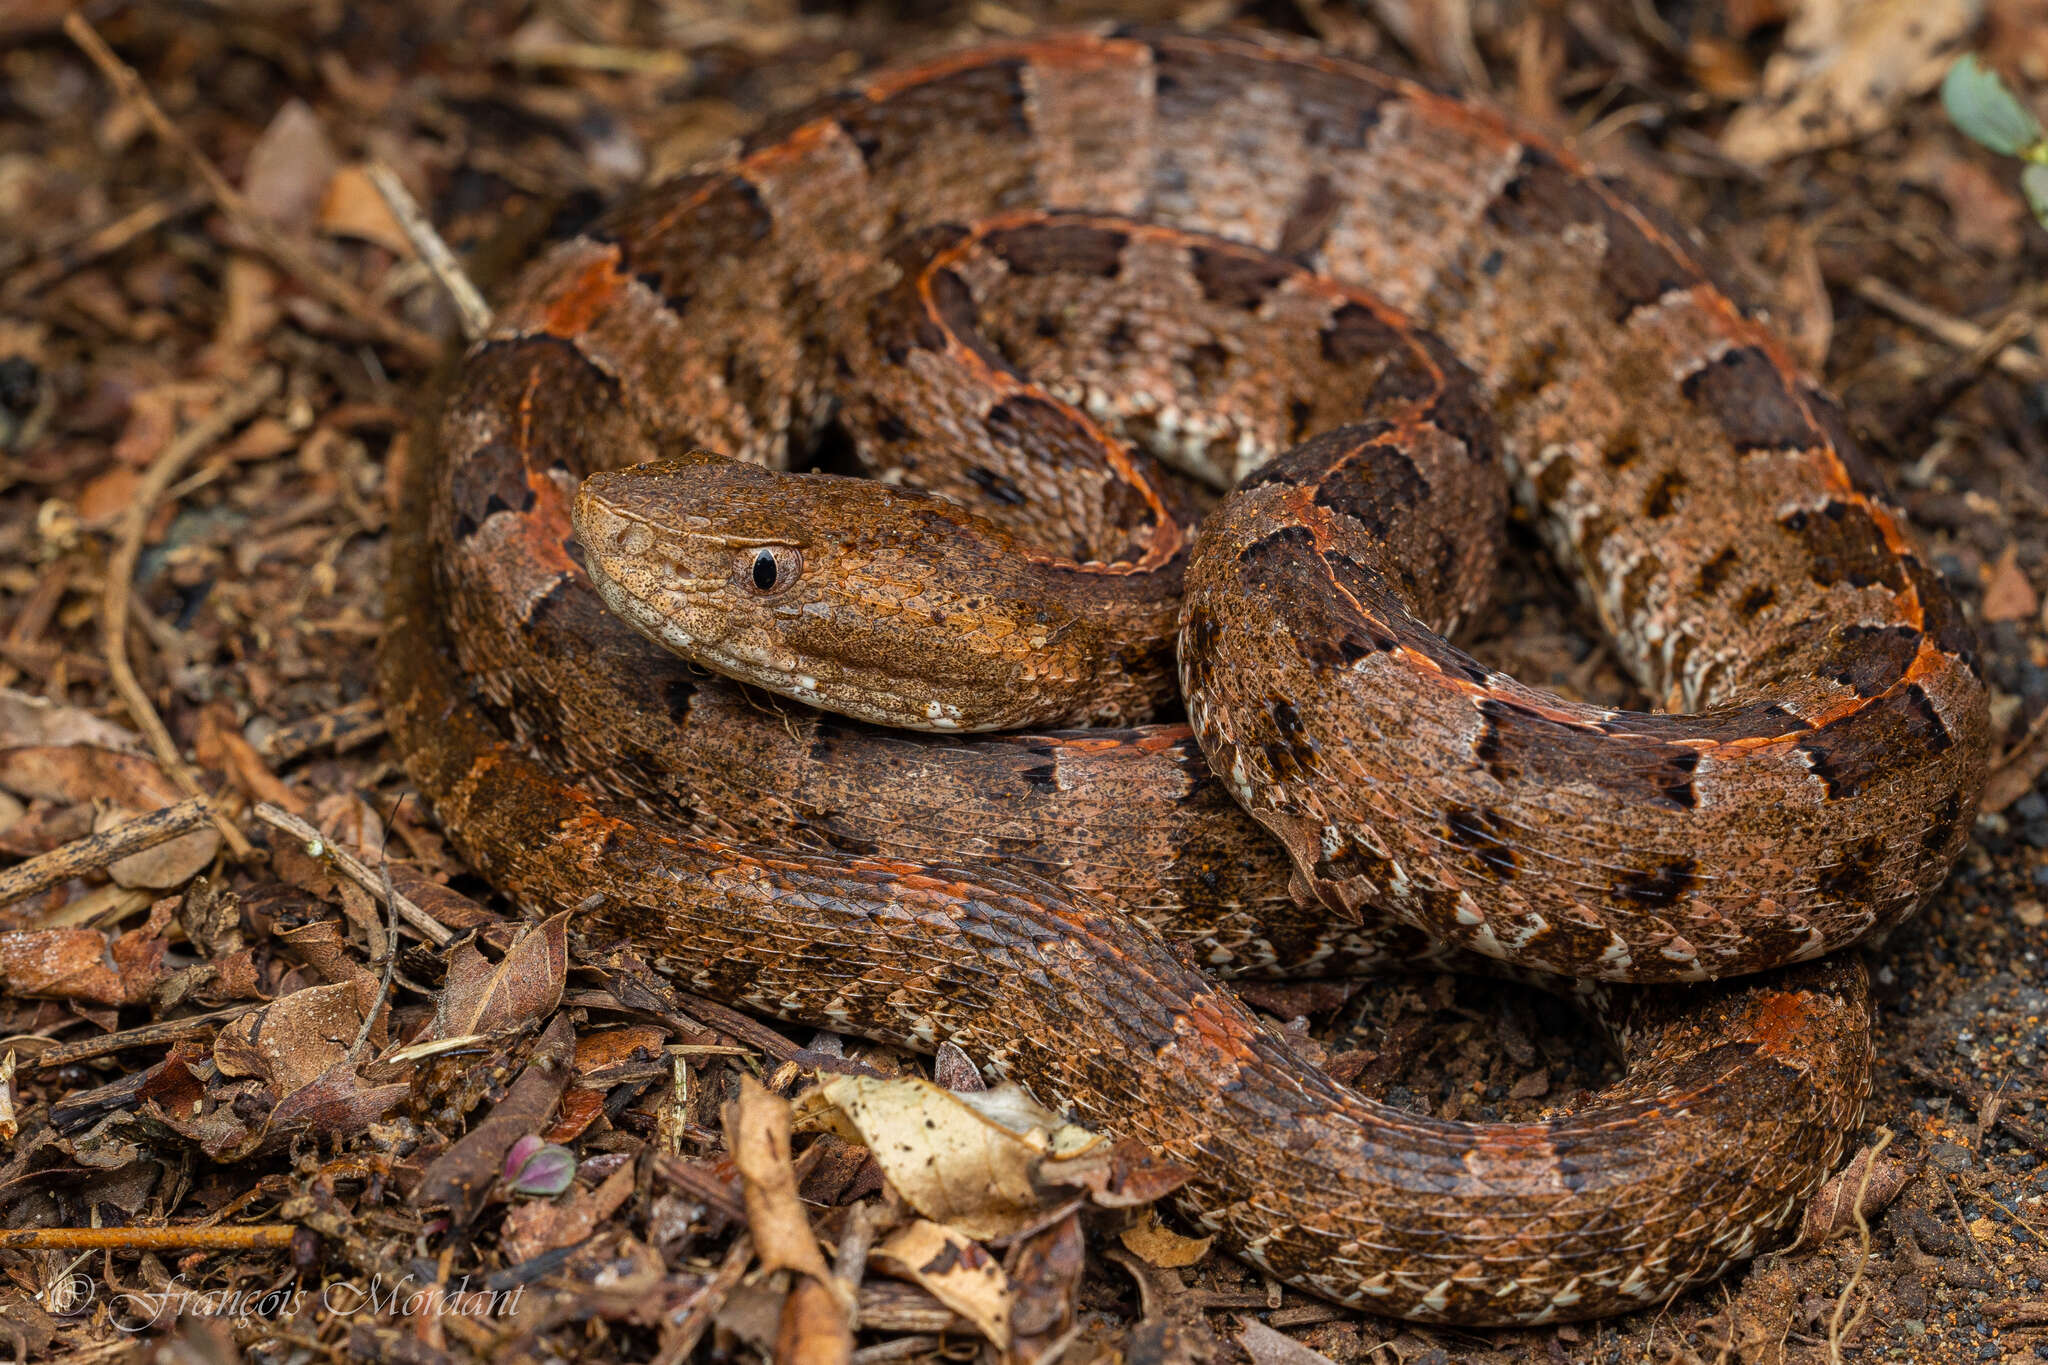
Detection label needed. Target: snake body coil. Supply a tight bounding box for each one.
[382,29,1988,1324]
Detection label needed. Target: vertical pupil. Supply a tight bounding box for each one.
[751,549,777,592]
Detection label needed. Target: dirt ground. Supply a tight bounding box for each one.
[2,1,2046,1362]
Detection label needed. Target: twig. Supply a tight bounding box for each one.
[1,186,210,303]
[99,372,280,862]
[1930,1164,1990,1265]
[251,802,454,947]
[253,697,386,764]
[654,1232,754,1365]
[0,1225,297,1251]
[1826,1128,1893,1363]
[1981,703,2048,814]
[61,12,441,365]
[348,803,409,1062]
[0,797,216,908]
[18,1001,262,1069]
[365,161,493,341]
[1851,276,2047,381]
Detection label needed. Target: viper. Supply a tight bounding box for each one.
[380,28,1990,1324]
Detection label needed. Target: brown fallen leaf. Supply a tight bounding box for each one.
[871,1218,1013,1349]
[499,1157,635,1264]
[0,927,125,1004]
[1119,1208,1214,1270]
[241,98,341,233]
[777,1273,853,1365]
[415,1013,577,1226]
[1009,1210,1085,1362]
[1237,1318,1339,1365]
[319,163,415,256]
[431,911,570,1040]
[725,1073,839,1291]
[213,980,373,1097]
[1984,544,2039,622]
[1793,1138,1919,1247]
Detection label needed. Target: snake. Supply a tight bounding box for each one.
[378,28,1991,1325]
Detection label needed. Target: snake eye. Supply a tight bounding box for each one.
[739,545,801,597]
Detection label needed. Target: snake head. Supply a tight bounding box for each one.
[572,452,1163,731]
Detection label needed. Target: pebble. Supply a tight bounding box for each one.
[1932,1142,1977,1173]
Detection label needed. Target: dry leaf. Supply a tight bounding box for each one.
[726,1074,838,1290]
[0,689,143,752]
[871,1219,1013,1348]
[1794,1140,1918,1246]
[242,98,341,232]
[1984,544,2039,621]
[777,1274,854,1365]
[1238,1319,1339,1365]
[1720,0,1983,164]
[0,927,125,1004]
[431,911,569,1038]
[499,1158,635,1263]
[213,980,370,1097]
[800,1074,1105,1239]
[319,164,415,256]
[1118,1208,1214,1269]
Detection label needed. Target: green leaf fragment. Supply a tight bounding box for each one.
[1943,55,2045,158]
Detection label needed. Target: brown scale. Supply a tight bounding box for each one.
[384,29,1985,1324]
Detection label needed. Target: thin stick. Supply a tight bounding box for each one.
[365,161,493,341]
[18,1001,262,1069]
[62,13,440,365]
[251,802,455,947]
[654,1233,754,1365]
[0,797,215,908]
[2,186,210,304]
[0,1225,297,1251]
[1826,1128,1894,1363]
[100,372,281,862]
[1851,276,2047,381]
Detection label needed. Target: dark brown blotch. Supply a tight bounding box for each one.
[450,439,536,541]
[1310,438,1430,538]
[1321,302,1409,366]
[596,173,772,313]
[930,268,1023,379]
[1324,550,1487,682]
[1277,173,1344,260]
[1643,469,1688,519]
[1902,554,1982,678]
[1779,500,1909,591]
[983,220,1128,278]
[1443,806,1518,876]
[1595,198,1695,321]
[1601,701,1801,744]
[1820,624,1922,698]
[1680,346,1819,453]
[1696,547,1739,595]
[964,464,1027,506]
[1612,857,1696,906]
[983,395,1106,473]
[1191,246,1297,310]
[1477,697,1700,809]
[1797,683,1953,799]
[1484,145,1599,238]
[1816,836,1886,900]
[1798,384,1893,499]
[835,60,1030,175]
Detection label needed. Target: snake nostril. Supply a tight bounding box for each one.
[617,522,653,554]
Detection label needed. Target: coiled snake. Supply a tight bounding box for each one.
[380,29,1990,1325]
